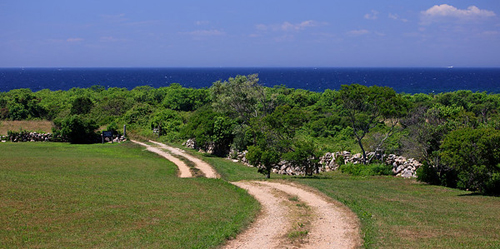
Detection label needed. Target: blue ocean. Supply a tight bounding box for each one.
[1,67,499,94]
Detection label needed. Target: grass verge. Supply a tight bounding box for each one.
[0,142,259,248]
[177,151,500,248]
[293,172,500,248]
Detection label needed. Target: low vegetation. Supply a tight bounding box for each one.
[295,172,500,248]
[0,142,259,248]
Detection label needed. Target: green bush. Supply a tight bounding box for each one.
[440,127,500,194]
[416,162,440,185]
[53,115,99,144]
[340,162,393,176]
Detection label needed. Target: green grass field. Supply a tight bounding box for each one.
[294,173,500,248]
[0,142,259,248]
[2,141,499,248]
[196,153,500,248]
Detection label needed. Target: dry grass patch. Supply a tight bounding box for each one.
[0,120,52,135]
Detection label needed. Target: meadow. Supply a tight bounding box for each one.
[0,142,259,248]
[200,152,500,248]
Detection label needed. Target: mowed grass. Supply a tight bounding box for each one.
[294,172,500,249]
[0,142,259,248]
[195,155,500,248]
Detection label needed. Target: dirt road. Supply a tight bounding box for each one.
[132,140,361,248]
[148,140,219,178]
[224,181,361,249]
[131,140,192,177]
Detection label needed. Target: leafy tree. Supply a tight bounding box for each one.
[440,127,500,194]
[162,83,210,111]
[122,103,154,126]
[211,74,269,125]
[53,115,99,144]
[181,106,235,155]
[246,105,312,178]
[283,140,321,176]
[3,89,47,120]
[339,84,409,163]
[150,109,185,141]
[246,145,280,179]
[70,96,94,115]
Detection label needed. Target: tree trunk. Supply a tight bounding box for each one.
[358,138,367,164]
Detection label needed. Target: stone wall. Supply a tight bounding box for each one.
[183,139,422,178]
[227,149,422,178]
[7,132,53,142]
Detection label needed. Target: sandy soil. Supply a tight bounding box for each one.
[148,140,219,178]
[131,140,192,177]
[223,181,362,249]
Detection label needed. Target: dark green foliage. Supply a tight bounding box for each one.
[106,121,120,136]
[70,96,93,115]
[162,83,210,111]
[246,145,280,178]
[283,140,321,176]
[340,162,393,176]
[339,84,410,163]
[181,106,234,155]
[122,103,153,126]
[416,161,459,188]
[53,115,99,144]
[150,109,184,138]
[416,162,440,185]
[1,89,47,120]
[440,127,500,194]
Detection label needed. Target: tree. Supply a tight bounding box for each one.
[246,145,280,179]
[54,115,99,144]
[440,127,500,194]
[211,74,269,125]
[339,84,409,163]
[181,106,235,156]
[70,96,94,115]
[246,105,312,178]
[283,140,321,176]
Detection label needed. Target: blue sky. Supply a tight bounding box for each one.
[1,1,499,67]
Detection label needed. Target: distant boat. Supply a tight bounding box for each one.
[447,66,454,69]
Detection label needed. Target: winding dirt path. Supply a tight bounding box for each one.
[131,140,192,178]
[224,181,361,249]
[148,140,219,178]
[131,140,361,248]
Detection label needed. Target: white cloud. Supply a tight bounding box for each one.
[182,29,225,36]
[421,4,496,24]
[195,21,210,26]
[101,13,127,23]
[348,29,370,35]
[66,38,84,42]
[482,31,499,36]
[100,36,127,42]
[257,20,324,32]
[364,10,379,20]
[388,13,408,23]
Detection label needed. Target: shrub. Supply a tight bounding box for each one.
[53,115,99,144]
[416,162,440,185]
[440,127,500,194]
[340,162,393,176]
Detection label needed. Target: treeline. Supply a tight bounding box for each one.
[1,75,499,194]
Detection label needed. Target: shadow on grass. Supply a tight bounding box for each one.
[458,192,499,197]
